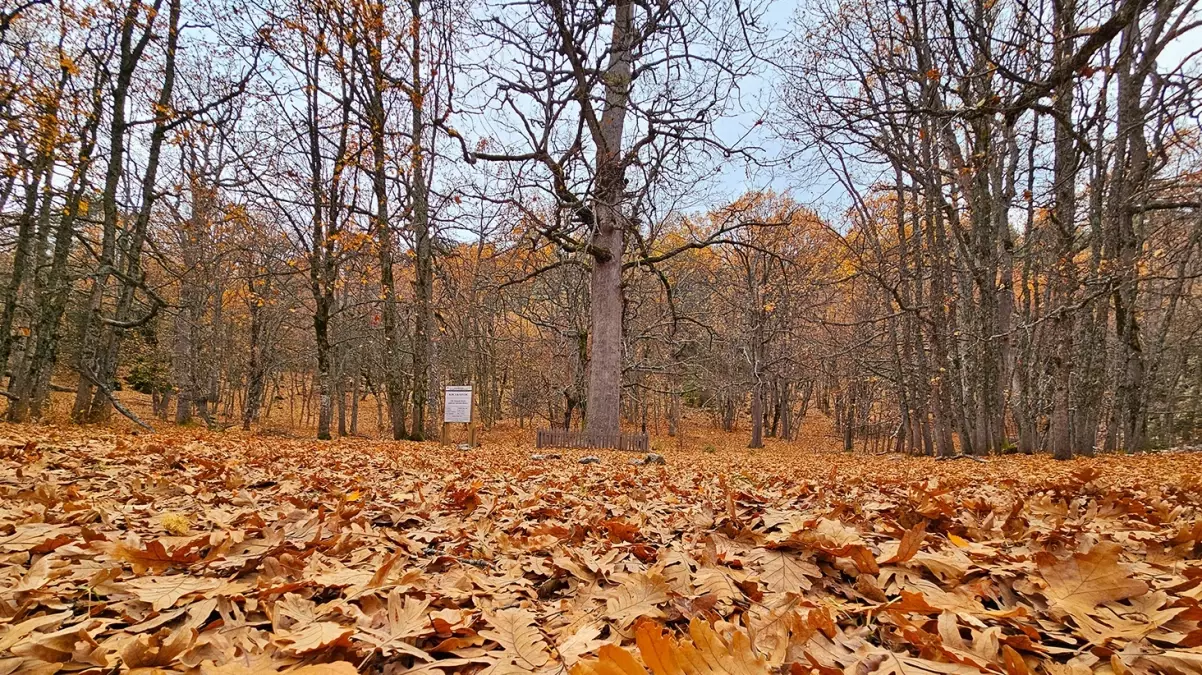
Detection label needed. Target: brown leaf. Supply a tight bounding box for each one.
[355,589,433,659]
[752,549,819,594]
[480,607,552,670]
[879,521,927,565]
[604,573,671,628]
[120,575,222,611]
[0,524,76,553]
[557,622,607,666]
[1036,542,1148,620]
[1001,645,1032,675]
[273,622,355,655]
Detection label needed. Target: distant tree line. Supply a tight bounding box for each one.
[0,0,1197,458]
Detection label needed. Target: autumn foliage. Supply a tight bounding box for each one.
[3,425,1202,673]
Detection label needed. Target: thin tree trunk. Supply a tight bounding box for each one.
[408,0,433,441]
[749,383,764,449]
[1049,0,1079,460]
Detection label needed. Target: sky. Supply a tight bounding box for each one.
[444,0,845,230]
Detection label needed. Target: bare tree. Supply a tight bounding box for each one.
[459,0,771,440]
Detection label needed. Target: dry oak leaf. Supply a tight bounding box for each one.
[1074,591,1185,646]
[480,607,552,670]
[200,654,359,675]
[793,519,879,575]
[121,575,222,611]
[571,618,769,675]
[751,549,820,594]
[10,620,108,667]
[120,626,197,668]
[0,610,72,652]
[274,622,356,655]
[1125,649,1202,675]
[0,523,76,553]
[878,522,927,565]
[1036,542,1148,620]
[604,572,671,628]
[746,605,802,667]
[270,664,362,675]
[94,535,207,573]
[692,567,743,606]
[356,589,433,659]
[557,622,608,667]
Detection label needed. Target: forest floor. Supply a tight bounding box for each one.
[1,421,1202,675]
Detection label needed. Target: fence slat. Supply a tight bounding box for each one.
[534,428,649,452]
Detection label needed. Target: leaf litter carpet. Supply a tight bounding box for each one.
[2,425,1202,674]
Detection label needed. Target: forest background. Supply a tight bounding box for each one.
[0,0,1199,459]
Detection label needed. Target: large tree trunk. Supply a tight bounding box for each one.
[73,5,140,420]
[668,385,681,437]
[779,382,793,441]
[72,0,167,422]
[351,368,360,435]
[583,0,634,441]
[7,84,102,422]
[79,0,178,424]
[173,298,194,426]
[586,222,624,439]
[357,0,406,442]
[410,199,432,441]
[371,109,406,440]
[337,356,348,437]
[1109,15,1154,453]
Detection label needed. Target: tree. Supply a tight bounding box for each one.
[462,0,771,440]
[782,0,1201,457]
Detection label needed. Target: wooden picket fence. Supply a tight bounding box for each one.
[535,428,650,452]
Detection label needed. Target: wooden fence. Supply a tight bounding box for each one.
[535,428,650,452]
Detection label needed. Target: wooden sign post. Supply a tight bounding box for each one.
[441,385,477,447]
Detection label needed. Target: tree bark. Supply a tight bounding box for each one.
[583,0,634,441]
[1049,0,1079,460]
[408,0,434,441]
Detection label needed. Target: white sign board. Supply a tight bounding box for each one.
[443,386,473,423]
